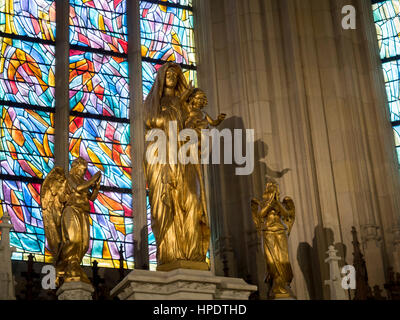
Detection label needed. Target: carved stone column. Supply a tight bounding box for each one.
[392,227,400,273]
[0,211,16,300]
[361,224,386,292]
[54,0,70,171]
[127,0,148,270]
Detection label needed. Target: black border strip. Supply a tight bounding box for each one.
[0,174,132,194]
[0,31,55,46]
[70,2,127,16]
[70,111,130,124]
[70,44,127,58]
[142,56,197,70]
[141,0,193,11]
[0,174,43,184]
[0,100,54,113]
[381,55,400,64]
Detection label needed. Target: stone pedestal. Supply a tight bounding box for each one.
[111,269,257,300]
[56,281,94,300]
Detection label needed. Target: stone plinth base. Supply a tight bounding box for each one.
[157,260,209,272]
[57,281,94,300]
[111,269,257,300]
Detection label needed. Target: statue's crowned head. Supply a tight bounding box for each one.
[70,157,88,178]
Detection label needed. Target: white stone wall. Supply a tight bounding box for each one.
[194,0,400,300]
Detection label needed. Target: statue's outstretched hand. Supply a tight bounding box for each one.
[88,171,101,187]
[218,113,226,122]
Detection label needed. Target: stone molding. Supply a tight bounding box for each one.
[111,269,257,300]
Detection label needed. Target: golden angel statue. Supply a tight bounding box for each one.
[251,182,295,299]
[40,157,101,284]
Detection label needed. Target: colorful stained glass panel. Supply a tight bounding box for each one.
[69,117,131,189]
[373,3,400,165]
[0,180,50,261]
[0,106,54,178]
[373,1,400,59]
[167,0,192,5]
[69,0,128,54]
[69,50,129,118]
[83,239,133,269]
[157,0,192,5]
[393,125,400,163]
[0,37,55,107]
[91,191,132,217]
[382,60,400,121]
[140,1,196,65]
[0,0,56,41]
[90,214,133,243]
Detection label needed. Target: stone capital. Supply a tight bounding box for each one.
[361,224,381,242]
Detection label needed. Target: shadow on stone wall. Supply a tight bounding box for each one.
[254,139,290,190]
[297,226,347,300]
[208,116,253,279]
[207,116,289,299]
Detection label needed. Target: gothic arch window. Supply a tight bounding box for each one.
[372,0,400,166]
[0,0,197,270]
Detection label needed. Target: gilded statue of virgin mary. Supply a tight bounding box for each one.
[144,62,210,271]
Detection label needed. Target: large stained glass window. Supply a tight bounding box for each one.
[69,0,133,269]
[140,0,197,270]
[0,0,56,263]
[373,0,400,164]
[1,0,199,271]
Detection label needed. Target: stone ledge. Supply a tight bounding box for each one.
[111,269,257,300]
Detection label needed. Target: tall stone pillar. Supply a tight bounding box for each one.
[358,0,400,276]
[54,0,70,171]
[128,0,149,270]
